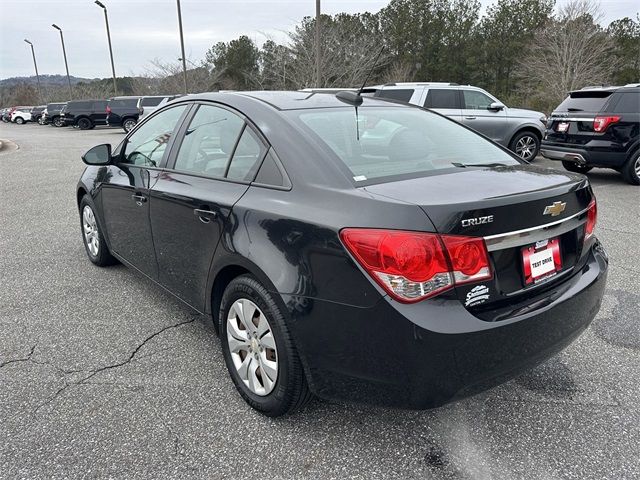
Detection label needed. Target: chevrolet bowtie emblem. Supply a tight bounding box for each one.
[543,201,567,217]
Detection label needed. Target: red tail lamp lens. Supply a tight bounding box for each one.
[340,229,492,303]
[585,199,597,239]
[593,116,620,133]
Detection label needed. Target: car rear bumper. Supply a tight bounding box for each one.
[540,143,627,167]
[284,241,608,409]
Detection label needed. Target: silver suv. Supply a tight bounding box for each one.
[374,83,547,161]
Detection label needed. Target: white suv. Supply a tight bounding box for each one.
[11,107,33,125]
[374,83,546,161]
[137,95,182,121]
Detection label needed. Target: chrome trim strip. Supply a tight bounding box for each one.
[549,117,595,122]
[484,207,588,252]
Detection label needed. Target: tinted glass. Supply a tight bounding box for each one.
[292,107,519,183]
[173,104,244,177]
[142,97,164,107]
[226,127,266,181]
[424,89,459,108]
[109,99,139,108]
[612,92,640,113]
[375,89,414,103]
[72,101,92,109]
[254,149,287,187]
[555,91,613,112]
[93,101,108,110]
[463,90,493,109]
[123,105,187,167]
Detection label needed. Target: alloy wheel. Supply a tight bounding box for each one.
[515,135,536,161]
[635,157,640,178]
[82,205,100,257]
[123,119,136,132]
[226,298,278,396]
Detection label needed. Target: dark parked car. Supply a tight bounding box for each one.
[106,96,142,132]
[61,100,108,129]
[77,91,607,416]
[43,102,67,127]
[541,84,640,185]
[31,105,46,124]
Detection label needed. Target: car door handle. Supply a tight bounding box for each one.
[464,116,477,120]
[131,194,147,205]
[194,208,217,223]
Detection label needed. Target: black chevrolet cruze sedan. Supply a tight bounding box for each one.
[77,91,608,416]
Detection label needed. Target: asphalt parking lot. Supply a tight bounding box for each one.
[1,122,639,480]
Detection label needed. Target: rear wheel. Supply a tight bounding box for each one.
[123,118,137,133]
[53,116,64,127]
[77,118,92,130]
[219,275,312,417]
[14,117,24,125]
[510,131,540,162]
[79,196,117,267]
[621,152,640,185]
[562,161,593,174]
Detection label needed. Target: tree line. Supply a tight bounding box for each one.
[2,0,638,113]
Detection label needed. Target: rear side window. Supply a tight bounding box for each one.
[172,104,244,178]
[226,127,266,182]
[424,89,459,108]
[375,89,414,103]
[612,92,640,114]
[71,101,92,109]
[109,99,138,108]
[254,149,290,188]
[142,97,164,107]
[555,91,613,113]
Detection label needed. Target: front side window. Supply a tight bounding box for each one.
[122,104,187,167]
[173,104,244,177]
[292,106,519,184]
[463,90,494,110]
[424,89,459,109]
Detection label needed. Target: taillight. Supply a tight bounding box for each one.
[106,105,111,114]
[340,229,492,303]
[593,116,620,132]
[585,199,597,239]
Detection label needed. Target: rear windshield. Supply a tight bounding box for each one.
[141,97,164,107]
[109,98,138,108]
[555,91,613,113]
[290,106,519,183]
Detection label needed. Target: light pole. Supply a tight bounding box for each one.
[94,1,118,96]
[315,0,321,88]
[176,0,188,94]
[23,39,42,103]
[52,24,73,99]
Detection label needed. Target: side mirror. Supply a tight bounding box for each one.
[488,102,505,111]
[82,143,112,165]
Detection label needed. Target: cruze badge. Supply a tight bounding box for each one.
[543,201,567,217]
[461,215,494,228]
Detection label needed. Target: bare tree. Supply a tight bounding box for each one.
[519,0,616,105]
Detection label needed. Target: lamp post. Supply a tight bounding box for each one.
[315,0,321,88]
[52,24,73,99]
[94,1,118,96]
[23,39,42,103]
[176,0,188,94]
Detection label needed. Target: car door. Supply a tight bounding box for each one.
[422,88,463,124]
[150,102,268,310]
[99,104,190,278]
[460,89,507,143]
[92,100,108,125]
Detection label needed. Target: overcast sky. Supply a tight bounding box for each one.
[1,0,637,80]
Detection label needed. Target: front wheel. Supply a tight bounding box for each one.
[621,152,640,185]
[123,118,137,133]
[14,117,24,125]
[562,161,593,174]
[53,117,64,127]
[510,131,540,162]
[219,275,312,417]
[79,196,117,266]
[77,118,92,130]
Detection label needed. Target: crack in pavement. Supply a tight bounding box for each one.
[33,317,197,414]
[0,345,36,368]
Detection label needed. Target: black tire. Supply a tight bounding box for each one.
[219,275,312,417]
[509,131,540,162]
[562,161,593,174]
[79,196,117,267]
[621,151,640,185]
[14,117,24,125]
[52,116,64,127]
[77,118,93,130]
[123,118,137,133]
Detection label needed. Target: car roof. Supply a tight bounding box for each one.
[192,90,405,111]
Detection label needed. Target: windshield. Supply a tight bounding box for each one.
[290,106,519,183]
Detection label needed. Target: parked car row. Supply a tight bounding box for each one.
[1,95,180,132]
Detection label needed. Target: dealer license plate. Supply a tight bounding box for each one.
[556,122,569,132]
[522,238,562,285]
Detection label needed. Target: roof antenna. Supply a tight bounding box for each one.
[336,46,385,107]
